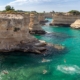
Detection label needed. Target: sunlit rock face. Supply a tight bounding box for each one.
[50,13,80,26]
[38,13,48,25]
[44,12,52,18]
[70,19,80,29]
[29,13,46,34]
[0,13,65,54]
[0,13,42,53]
[38,13,45,22]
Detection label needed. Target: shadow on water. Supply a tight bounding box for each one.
[0,45,69,69]
[44,32,75,42]
[34,32,75,44]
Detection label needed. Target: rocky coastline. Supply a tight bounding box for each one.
[29,13,46,35]
[70,19,80,29]
[0,13,65,54]
[50,13,80,27]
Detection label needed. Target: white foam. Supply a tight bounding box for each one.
[46,31,51,33]
[40,58,51,63]
[57,65,80,74]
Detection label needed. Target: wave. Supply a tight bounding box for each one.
[57,65,80,74]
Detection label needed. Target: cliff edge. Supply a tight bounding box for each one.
[29,13,46,34]
[70,19,80,29]
[50,13,80,26]
[0,13,47,53]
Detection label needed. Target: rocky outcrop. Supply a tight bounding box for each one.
[38,13,48,25]
[29,13,46,34]
[50,13,80,26]
[44,12,52,18]
[0,13,48,53]
[70,19,80,29]
[0,13,65,54]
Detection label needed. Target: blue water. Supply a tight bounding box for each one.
[0,18,80,80]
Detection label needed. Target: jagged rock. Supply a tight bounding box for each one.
[70,19,80,29]
[47,43,65,50]
[0,13,46,54]
[50,13,80,26]
[38,13,48,25]
[53,44,65,50]
[0,13,65,54]
[29,13,46,34]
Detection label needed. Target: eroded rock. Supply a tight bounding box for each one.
[70,19,80,29]
[0,13,46,53]
[29,13,46,35]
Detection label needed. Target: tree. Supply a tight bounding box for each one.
[5,5,15,11]
[68,10,80,15]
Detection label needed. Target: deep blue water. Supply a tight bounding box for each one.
[0,18,80,80]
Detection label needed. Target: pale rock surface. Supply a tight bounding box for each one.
[70,19,80,29]
[50,13,80,26]
[29,13,46,34]
[0,13,46,53]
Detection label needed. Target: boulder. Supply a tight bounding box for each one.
[70,19,80,29]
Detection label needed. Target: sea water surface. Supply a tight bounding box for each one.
[0,18,80,80]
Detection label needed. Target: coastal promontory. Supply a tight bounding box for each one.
[70,19,80,29]
[0,13,47,53]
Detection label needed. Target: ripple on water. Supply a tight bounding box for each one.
[57,65,80,75]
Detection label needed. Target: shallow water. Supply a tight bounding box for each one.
[0,18,80,80]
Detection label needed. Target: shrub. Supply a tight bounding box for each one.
[68,10,80,15]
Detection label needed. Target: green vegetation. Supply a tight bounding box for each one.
[68,10,80,15]
[5,5,15,11]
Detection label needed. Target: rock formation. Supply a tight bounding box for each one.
[38,13,48,25]
[0,13,65,54]
[70,19,80,29]
[0,13,47,53]
[29,13,46,34]
[44,12,52,18]
[50,13,80,26]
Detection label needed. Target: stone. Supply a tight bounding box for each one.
[38,13,48,25]
[29,13,46,35]
[0,13,46,54]
[51,13,80,26]
[43,70,48,74]
[53,44,65,50]
[70,19,80,29]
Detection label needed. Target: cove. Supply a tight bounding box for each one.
[0,18,80,80]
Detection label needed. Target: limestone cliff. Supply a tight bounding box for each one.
[51,13,80,26]
[70,19,80,29]
[0,13,47,53]
[44,13,52,18]
[29,13,46,34]
[0,13,65,54]
[38,13,45,22]
[38,13,48,25]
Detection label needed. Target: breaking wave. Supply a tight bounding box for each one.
[57,65,80,74]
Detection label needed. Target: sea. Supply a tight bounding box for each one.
[0,18,80,80]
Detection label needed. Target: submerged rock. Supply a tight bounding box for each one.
[43,70,48,74]
[2,70,9,75]
[53,44,65,50]
[47,43,65,51]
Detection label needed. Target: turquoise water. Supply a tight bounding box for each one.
[0,19,80,80]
